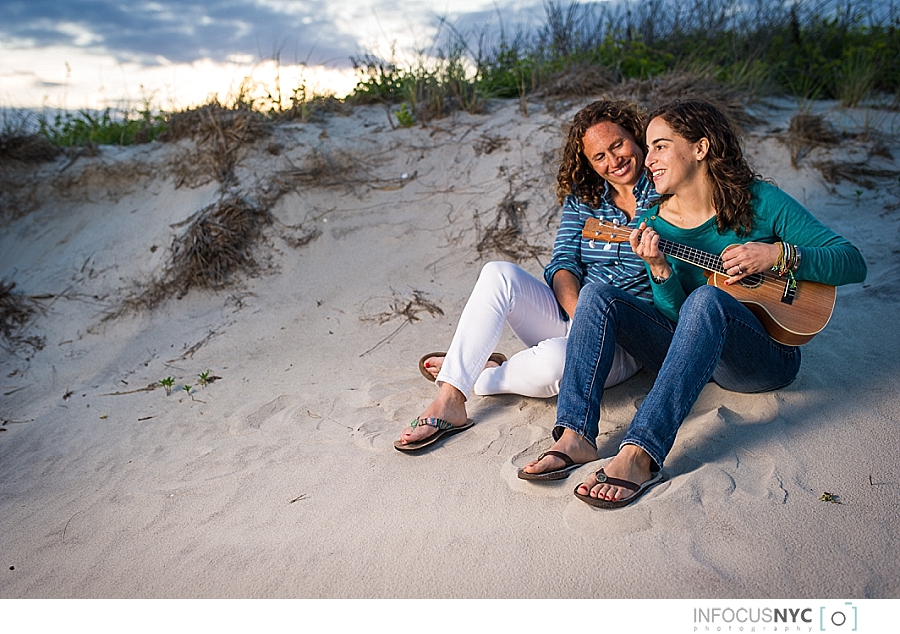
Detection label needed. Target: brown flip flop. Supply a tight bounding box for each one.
[393,417,474,452]
[573,468,665,509]
[418,351,508,382]
[517,450,586,481]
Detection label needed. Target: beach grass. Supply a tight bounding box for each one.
[16,0,900,146]
[37,108,168,148]
[348,0,900,123]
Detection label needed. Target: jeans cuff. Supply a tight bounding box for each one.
[552,422,597,449]
[619,438,662,472]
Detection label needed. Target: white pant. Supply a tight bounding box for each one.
[436,261,640,399]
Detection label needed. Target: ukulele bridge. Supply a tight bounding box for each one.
[780,278,796,305]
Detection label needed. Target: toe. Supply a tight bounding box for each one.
[399,424,435,445]
[423,356,443,378]
[576,474,597,496]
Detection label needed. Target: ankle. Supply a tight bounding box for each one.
[558,429,594,450]
[618,444,653,470]
[436,384,466,407]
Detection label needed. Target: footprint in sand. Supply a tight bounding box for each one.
[226,393,353,438]
[666,401,789,505]
[348,374,559,456]
[226,395,302,435]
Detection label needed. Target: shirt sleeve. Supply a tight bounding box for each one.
[761,183,867,286]
[543,195,588,288]
[645,267,686,323]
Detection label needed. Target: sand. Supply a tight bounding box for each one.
[1,97,899,601]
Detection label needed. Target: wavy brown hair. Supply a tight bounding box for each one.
[556,100,647,207]
[648,100,757,236]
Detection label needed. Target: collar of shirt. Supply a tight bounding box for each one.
[596,171,659,222]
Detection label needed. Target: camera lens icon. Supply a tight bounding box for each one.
[820,603,857,631]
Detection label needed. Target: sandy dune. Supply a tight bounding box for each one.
[1,97,898,599]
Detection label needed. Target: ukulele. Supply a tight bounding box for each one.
[582,218,836,345]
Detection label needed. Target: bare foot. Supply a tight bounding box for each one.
[397,383,469,445]
[422,354,501,381]
[520,428,599,475]
[575,444,654,502]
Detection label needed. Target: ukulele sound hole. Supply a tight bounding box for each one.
[739,273,764,289]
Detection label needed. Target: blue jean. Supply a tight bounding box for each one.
[554,283,802,470]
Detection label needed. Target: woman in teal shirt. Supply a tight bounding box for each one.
[544,100,866,508]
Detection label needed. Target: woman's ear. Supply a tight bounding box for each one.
[695,137,710,161]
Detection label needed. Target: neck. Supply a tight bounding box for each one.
[609,178,639,221]
[660,178,716,228]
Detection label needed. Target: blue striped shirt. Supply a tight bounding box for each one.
[543,172,660,306]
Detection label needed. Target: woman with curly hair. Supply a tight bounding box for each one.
[396,100,660,465]
[547,100,867,508]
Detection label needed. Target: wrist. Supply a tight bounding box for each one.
[650,265,671,284]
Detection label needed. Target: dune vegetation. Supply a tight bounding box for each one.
[1,0,898,155]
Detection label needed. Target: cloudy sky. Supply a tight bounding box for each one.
[0,0,558,111]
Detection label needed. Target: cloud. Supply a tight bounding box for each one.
[0,0,364,68]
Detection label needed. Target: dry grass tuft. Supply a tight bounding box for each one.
[168,197,270,292]
[364,289,444,326]
[277,148,360,188]
[0,280,45,356]
[473,134,508,157]
[359,289,444,356]
[0,134,60,164]
[813,162,900,188]
[0,135,60,218]
[162,104,270,145]
[537,62,616,99]
[477,193,551,263]
[273,95,352,122]
[163,104,271,185]
[786,113,839,166]
[115,196,271,315]
[275,147,396,194]
[0,280,35,339]
[598,71,757,129]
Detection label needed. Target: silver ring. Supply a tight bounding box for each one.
[736,265,743,274]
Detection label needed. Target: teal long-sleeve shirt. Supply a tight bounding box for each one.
[640,180,867,323]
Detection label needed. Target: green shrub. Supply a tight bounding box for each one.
[344,0,900,114]
[38,108,167,148]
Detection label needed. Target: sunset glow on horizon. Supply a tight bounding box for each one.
[1,0,543,112]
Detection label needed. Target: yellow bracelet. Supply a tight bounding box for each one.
[772,242,785,273]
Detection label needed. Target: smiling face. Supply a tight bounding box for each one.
[644,116,708,195]
[581,121,645,191]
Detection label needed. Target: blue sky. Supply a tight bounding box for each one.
[0,0,556,110]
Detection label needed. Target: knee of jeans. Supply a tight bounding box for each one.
[679,285,729,324]
[577,282,618,310]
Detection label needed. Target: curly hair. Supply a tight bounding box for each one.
[556,100,647,207]
[648,100,758,236]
